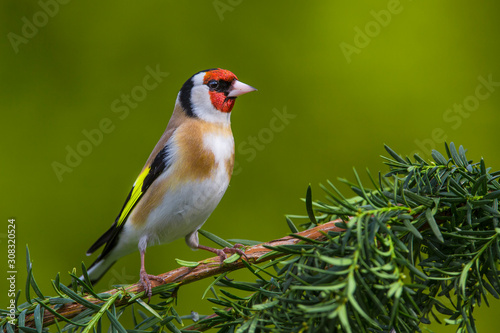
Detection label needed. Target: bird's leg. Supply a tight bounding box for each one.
[185,230,247,262]
[197,243,248,261]
[139,250,164,302]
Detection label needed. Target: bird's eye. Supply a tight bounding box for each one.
[208,80,219,90]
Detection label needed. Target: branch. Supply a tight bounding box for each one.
[11,143,500,333]
[24,220,344,329]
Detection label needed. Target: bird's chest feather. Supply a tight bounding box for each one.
[175,121,234,185]
[137,121,234,244]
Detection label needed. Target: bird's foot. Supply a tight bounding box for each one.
[221,243,248,261]
[198,243,248,262]
[139,269,164,302]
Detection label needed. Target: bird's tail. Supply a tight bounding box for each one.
[84,255,117,286]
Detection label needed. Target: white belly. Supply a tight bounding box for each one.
[142,171,229,246]
[122,131,234,252]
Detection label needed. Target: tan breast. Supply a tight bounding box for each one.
[130,117,234,227]
[174,119,234,183]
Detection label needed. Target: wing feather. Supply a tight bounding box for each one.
[86,145,171,256]
[85,106,186,258]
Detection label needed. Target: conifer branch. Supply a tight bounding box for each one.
[3,142,500,333]
[20,221,345,330]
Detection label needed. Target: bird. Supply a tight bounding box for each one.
[83,68,256,298]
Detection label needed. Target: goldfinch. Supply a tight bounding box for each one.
[84,68,256,298]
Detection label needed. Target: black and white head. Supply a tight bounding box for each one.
[177,68,256,123]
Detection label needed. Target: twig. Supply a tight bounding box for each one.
[24,220,344,329]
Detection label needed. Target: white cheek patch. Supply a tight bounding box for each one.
[190,85,232,124]
[191,72,205,86]
[191,85,213,113]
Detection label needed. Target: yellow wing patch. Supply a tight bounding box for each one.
[117,167,151,226]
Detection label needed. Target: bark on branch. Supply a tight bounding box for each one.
[24,220,344,329]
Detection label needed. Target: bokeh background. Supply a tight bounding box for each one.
[2,1,500,331]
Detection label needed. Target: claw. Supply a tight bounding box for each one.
[140,270,164,302]
[222,244,248,261]
[197,243,248,262]
[139,250,164,302]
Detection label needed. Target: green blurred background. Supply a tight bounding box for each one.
[2,1,500,331]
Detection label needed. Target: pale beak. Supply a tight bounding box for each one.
[227,80,257,97]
